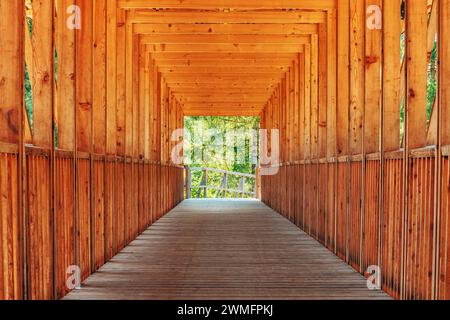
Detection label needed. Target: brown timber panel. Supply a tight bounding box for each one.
[382,158,404,300]
[132,163,139,239]
[362,159,380,276]
[404,156,435,300]
[117,160,125,251]
[326,162,336,252]
[139,163,146,233]
[336,162,348,260]
[439,156,449,299]
[76,159,91,282]
[318,163,327,245]
[26,154,52,300]
[55,154,75,299]
[297,165,305,229]
[0,153,21,300]
[304,165,311,234]
[348,161,362,271]
[105,160,116,261]
[125,162,132,245]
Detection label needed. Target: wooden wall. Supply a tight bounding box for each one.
[261,0,450,300]
[0,0,184,300]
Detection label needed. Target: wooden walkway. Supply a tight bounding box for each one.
[64,200,390,300]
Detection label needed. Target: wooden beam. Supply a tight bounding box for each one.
[116,8,126,156]
[182,110,264,116]
[128,10,327,24]
[382,0,401,152]
[406,0,428,149]
[146,43,305,53]
[154,59,294,67]
[326,9,337,158]
[364,0,382,154]
[337,0,349,156]
[151,52,298,60]
[134,23,318,35]
[106,0,117,155]
[76,0,93,152]
[159,67,288,74]
[140,34,311,44]
[93,0,107,154]
[441,0,450,146]
[56,0,76,151]
[31,0,54,148]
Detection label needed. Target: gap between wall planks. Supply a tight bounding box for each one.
[0,0,184,300]
[261,0,450,301]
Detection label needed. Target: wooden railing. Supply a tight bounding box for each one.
[185,167,259,199]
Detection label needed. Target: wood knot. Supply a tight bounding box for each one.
[365,56,378,64]
[79,102,91,111]
[7,109,18,135]
[409,89,416,98]
[43,72,50,82]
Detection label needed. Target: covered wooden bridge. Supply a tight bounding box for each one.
[0,0,449,300]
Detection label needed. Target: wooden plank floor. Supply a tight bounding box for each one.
[64,199,391,300]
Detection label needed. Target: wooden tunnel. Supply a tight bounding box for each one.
[0,0,449,300]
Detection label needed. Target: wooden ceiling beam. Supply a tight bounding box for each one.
[134,23,318,35]
[183,109,262,116]
[146,43,304,53]
[153,59,294,67]
[151,52,298,60]
[159,66,288,73]
[139,34,311,44]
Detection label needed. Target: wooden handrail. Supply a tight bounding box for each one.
[185,167,257,199]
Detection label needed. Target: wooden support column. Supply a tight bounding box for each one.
[363,0,382,276]
[382,0,401,152]
[105,0,118,260]
[92,0,106,271]
[349,0,365,156]
[31,0,54,149]
[438,0,450,300]
[0,0,24,300]
[54,0,77,300]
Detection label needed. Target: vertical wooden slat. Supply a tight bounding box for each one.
[31,0,54,149]
[349,0,365,155]
[0,1,23,145]
[337,0,350,157]
[382,0,401,152]
[405,0,428,149]
[0,0,24,300]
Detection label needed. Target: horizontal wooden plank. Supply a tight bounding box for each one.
[147,43,305,52]
[140,34,311,44]
[134,23,318,35]
[119,0,336,10]
[159,66,288,73]
[154,59,295,67]
[151,52,298,60]
[128,10,327,24]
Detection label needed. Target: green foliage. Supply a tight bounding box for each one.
[185,116,260,198]
[399,34,438,141]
